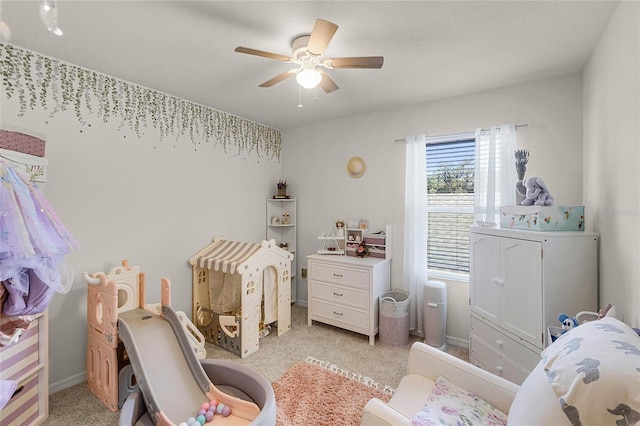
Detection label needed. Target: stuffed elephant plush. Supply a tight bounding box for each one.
[521,176,554,206]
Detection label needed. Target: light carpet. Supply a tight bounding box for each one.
[273,358,393,426]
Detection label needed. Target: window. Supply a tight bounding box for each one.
[426,137,475,275]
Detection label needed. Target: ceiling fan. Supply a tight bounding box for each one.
[234,19,384,93]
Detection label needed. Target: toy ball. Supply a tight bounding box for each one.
[221,405,231,417]
[558,314,578,330]
[205,410,215,422]
[216,403,225,414]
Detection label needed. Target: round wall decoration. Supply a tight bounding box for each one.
[346,156,366,178]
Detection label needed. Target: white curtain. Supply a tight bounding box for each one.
[474,125,517,226]
[404,135,428,333]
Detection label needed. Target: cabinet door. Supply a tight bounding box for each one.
[469,233,500,323]
[501,238,543,347]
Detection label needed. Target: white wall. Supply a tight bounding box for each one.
[583,0,640,325]
[282,73,585,343]
[5,3,637,388]
[1,85,282,389]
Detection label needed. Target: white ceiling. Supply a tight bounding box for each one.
[1,1,618,130]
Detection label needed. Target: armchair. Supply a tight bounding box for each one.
[362,315,640,426]
[361,342,519,425]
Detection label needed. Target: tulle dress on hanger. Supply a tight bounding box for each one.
[0,159,79,318]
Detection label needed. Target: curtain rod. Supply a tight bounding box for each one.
[393,123,529,144]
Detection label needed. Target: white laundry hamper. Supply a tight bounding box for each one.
[379,289,410,346]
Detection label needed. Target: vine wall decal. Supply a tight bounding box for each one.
[0,43,282,160]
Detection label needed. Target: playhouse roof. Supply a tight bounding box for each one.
[188,238,290,274]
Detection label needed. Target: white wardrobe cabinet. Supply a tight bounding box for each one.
[469,227,598,384]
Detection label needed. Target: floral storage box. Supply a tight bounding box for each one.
[499,205,585,231]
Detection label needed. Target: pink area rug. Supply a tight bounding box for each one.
[272,359,393,426]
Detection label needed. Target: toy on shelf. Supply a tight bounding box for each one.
[521,176,554,206]
[548,304,617,344]
[84,260,205,412]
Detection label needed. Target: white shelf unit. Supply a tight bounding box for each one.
[345,225,392,259]
[317,225,392,259]
[317,231,345,255]
[266,198,297,302]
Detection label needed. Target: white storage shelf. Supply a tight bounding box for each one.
[266,198,297,302]
[345,226,392,259]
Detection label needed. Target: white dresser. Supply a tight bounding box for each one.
[469,226,598,384]
[307,254,390,345]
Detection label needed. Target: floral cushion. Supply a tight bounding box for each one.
[411,376,508,426]
[541,317,640,426]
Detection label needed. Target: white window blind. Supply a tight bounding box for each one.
[426,138,475,274]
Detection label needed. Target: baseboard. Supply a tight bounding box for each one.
[295,299,308,308]
[446,335,469,348]
[50,371,86,394]
[410,330,469,349]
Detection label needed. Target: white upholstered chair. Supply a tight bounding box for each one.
[362,315,640,426]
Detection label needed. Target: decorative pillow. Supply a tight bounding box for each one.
[541,317,640,426]
[411,376,508,426]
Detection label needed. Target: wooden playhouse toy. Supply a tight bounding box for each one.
[85,260,205,412]
[188,237,293,358]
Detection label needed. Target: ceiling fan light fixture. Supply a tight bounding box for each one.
[296,62,322,89]
[40,0,63,36]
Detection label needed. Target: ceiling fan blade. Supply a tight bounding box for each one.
[259,70,296,88]
[307,19,339,56]
[327,56,384,69]
[319,72,339,93]
[234,46,293,62]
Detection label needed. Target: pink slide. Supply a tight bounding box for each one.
[118,305,261,425]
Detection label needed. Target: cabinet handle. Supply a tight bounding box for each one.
[333,292,343,297]
[495,366,503,373]
[492,278,504,286]
[333,311,344,316]
[496,340,503,346]
[333,273,343,278]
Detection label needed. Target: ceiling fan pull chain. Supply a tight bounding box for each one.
[298,86,303,108]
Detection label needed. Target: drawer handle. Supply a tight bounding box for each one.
[496,339,503,346]
[492,278,504,286]
[333,273,343,278]
[10,385,24,401]
[495,366,503,373]
[333,292,343,297]
[333,311,344,316]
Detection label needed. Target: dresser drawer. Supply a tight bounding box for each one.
[470,336,531,385]
[470,315,540,372]
[0,319,41,381]
[310,280,369,309]
[310,263,370,289]
[311,299,369,331]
